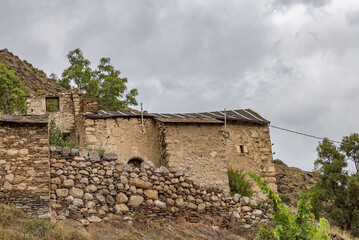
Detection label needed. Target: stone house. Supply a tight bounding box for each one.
[25,90,276,192]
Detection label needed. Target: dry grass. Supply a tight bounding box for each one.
[331,225,359,240]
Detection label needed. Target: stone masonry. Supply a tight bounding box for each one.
[50,146,271,228]
[0,115,50,216]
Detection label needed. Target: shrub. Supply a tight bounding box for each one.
[246,172,331,240]
[49,120,77,148]
[228,169,253,197]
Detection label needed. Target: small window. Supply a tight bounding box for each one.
[240,145,244,153]
[46,97,59,112]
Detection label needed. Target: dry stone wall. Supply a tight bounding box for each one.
[0,120,50,216]
[50,147,271,228]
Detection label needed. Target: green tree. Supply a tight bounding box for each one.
[60,48,138,111]
[0,63,29,115]
[96,57,138,111]
[311,137,359,236]
[340,133,359,173]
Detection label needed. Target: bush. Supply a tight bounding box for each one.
[246,172,331,240]
[228,169,253,197]
[49,120,77,148]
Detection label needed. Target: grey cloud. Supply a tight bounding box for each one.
[268,0,331,10]
[346,10,359,25]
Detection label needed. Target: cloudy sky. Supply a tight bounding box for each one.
[1,0,359,171]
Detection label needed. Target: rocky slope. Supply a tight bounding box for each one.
[274,159,319,207]
[0,48,65,93]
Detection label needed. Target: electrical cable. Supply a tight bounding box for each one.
[269,125,341,144]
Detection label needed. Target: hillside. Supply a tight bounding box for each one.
[274,159,319,207]
[0,48,65,93]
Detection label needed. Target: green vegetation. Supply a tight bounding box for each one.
[0,204,87,239]
[49,120,77,148]
[311,135,359,237]
[0,63,29,115]
[246,172,330,240]
[228,168,253,197]
[60,48,138,111]
[46,98,59,112]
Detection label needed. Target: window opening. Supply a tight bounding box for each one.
[46,97,59,112]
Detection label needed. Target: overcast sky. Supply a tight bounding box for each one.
[1,0,359,171]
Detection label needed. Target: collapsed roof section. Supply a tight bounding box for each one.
[84,109,270,125]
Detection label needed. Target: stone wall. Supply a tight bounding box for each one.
[50,147,270,228]
[163,123,229,191]
[0,117,50,216]
[225,122,277,191]
[84,117,162,165]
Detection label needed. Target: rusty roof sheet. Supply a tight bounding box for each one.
[0,115,49,124]
[85,109,269,125]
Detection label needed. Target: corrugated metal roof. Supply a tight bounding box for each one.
[85,109,269,125]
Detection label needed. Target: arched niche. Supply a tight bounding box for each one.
[127,157,144,169]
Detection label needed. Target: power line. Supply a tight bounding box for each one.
[269,125,341,144]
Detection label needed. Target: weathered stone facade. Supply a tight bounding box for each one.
[0,115,50,216]
[50,147,270,227]
[84,117,162,164]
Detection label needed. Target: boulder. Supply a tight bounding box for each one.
[130,178,152,189]
[154,200,166,209]
[69,187,84,198]
[115,204,129,213]
[116,193,128,203]
[56,189,69,197]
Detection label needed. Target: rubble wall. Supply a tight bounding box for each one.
[0,121,50,216]
[50,147,270,228]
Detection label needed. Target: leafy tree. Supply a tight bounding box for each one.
[228,168,253,197]
[311,137,359,237]
[60,48,138,111]
[0,63,29,115]
[96,57,138,111]
[340,133,359,173]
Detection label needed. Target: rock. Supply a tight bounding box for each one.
[73,198,84,206]
[242,206,252,212]
[240,196,250,205]
[56,189,69,197]
[175,198,184,207]
[116,193,128,203]
[5,174,14,183]
[88,216,102,223]
[243,224,251,229]
[89,151,100,162]
[74,156,86,161]
[187,202,197,210]
[79,148,89,157]
[250,199,258,208]
[154,200,166,209]
[130,178,152,189]
[51,177,61,184]
[103,153,118,160]
[233,193,241,202]
[70,148,79,156]
[198,203,206,211]
[127,195,144,207]
[175,169,184,176]
[232,211,241,219]
[166,198,175,206]
[86,201,96,209]
[96,194,106,203]
[124,165,133,172]
[69,187,84,198]
[154,166,169,174]
[63,179,74,188]
[3,181,13,190]
[141,161,154,170]
[83,193,94,201]
[253,209,263,216]
[115,204,129,213]
[120,176,128,184]
[144,190,158,200]
[85,184,98,193]
[106,195,115,205]
[62,147,71,154]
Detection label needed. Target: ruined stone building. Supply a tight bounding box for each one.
[25,89,276,191]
